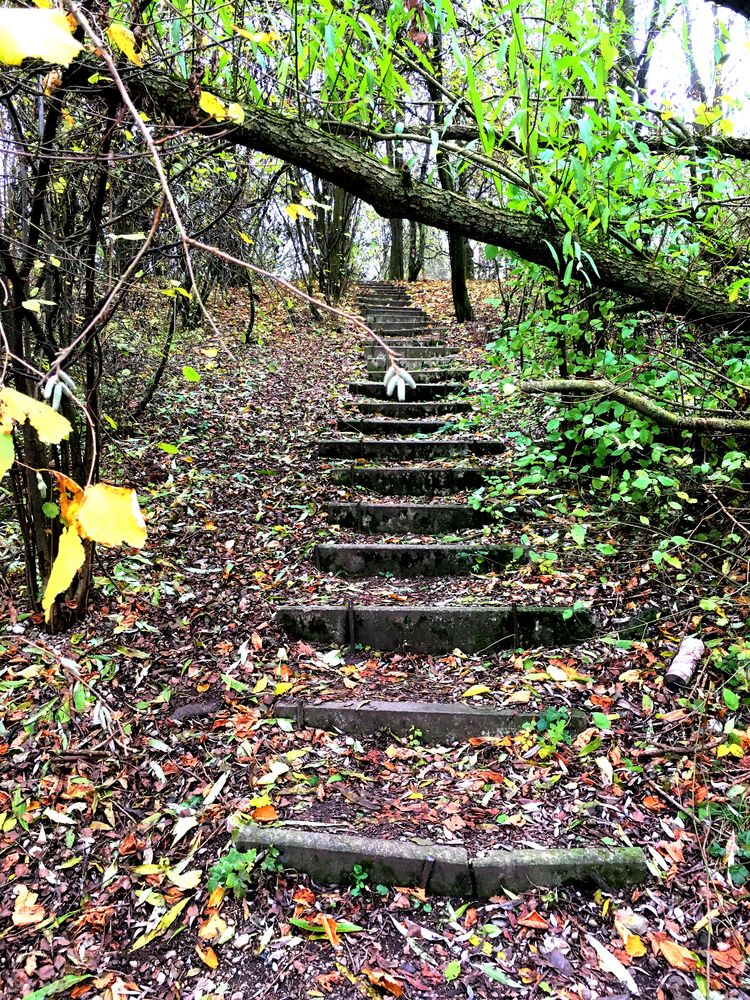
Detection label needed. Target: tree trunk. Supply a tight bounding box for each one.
[389,217,405,280]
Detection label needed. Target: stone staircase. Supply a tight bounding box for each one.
[239,281,647,898]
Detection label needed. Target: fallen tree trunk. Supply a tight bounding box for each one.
[116,69,750,331]
[518,379,750,433]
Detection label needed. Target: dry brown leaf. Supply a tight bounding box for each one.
[659,939,697,972]
[518,910,549,930]
[363,967,404,997]
[12,886,45,926]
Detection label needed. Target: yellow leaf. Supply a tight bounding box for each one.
[196,943,219,969]
[166,868,202,890]
[75,483,147,548]
[624,930,647,957]
[199,90,230,120]
[462,684,491,698]
[227,102,245,124]
[284,203,316,221]
[107,24,143,66]
[12,885,46,926]
[718,119,735,135]
[132,898,190,950]
[0,8,83,66]
[232,25,281,44]
[0,433,14,480]
[0,386,71,443]
[42,525,86,622]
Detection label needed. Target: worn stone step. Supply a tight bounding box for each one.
[370,337,447,346]
[320,438,503,460]
[364,345,459,359]
[336,418,451,435]
[237,826,648,896]
[355,401,472,416]
[364,369,472,383]
[350,382,465,400]
[237,826,648,895]
[276,699,586,741]
[367,357,463,372]
[326,502,495,533]
[330,465,499,494]
[363,306,428,318]
[275,604,593,652]
[313,542,523,575]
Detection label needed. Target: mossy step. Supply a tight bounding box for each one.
[313,542,524,576]
[326,502,495,533]
[330,465,499,494]
[320,438,503,460]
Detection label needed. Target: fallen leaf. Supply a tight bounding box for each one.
[659,939,697,972]
[196,943,218,969]
[252,804,279,822]
[132,898,189,950]
[586,933,639,995]
[518,910,549,930]
[12,885,45,926]
[363,968,403,997]
[462,684,491,698]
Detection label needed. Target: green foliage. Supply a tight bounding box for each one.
[206,847,258,897]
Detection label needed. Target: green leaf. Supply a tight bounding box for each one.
[591,712,611,731]
[23,976,92,1000]
[570,523,587,545]
[157,442,179,454]
[0,433,15,479]
[132,897,190,949]
[480,964,522,988]
[445,961,462,982]
[724,689,740,711]
[42,501,60,518]
[182,366,201,382]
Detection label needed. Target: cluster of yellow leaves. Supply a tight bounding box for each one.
[0,385,71,478]
[0,7,82,67]
[199,90,245,125]
[44,472,147,620]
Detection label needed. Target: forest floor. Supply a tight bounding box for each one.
[1,280,749,1000]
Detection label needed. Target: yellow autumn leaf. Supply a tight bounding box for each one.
[107,23,143,66]
[199,90,230,120]
[42,525,86,622]
[75,483,147,549]
[132,898,190,951]
[0,386,71,443]
[462,684,491,698]
[284,203,316,221]
[196,943,219,969]
[0,8,83,67]
[227,102,245,124]
[0,434,14,480]
[232,25,281,44]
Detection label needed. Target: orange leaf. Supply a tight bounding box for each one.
[252,804,279,822]
[293,887,316,907]
[196,943,218,969]
[363,968,404,997]
[317,913,340,948]
[518,910,549,930]
[642,795,667,811]
[660,939,697,972]
[394,885,427,901]
[206,886,225,910]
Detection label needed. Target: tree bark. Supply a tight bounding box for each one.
[518,379,750,433]
[119,69,750,329]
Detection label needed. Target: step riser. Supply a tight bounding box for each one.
[355,402,472,416]
[367,358,461,371]
[367,338,446,346]
[364,370,471,383]
[330,467,499,494]
[320,440,503,460]
[350,382,464,400]
[313,544,523,576]
[276,699,581,741]
[326,503,495,533]
[275,605,593,653]
[364,348,458,359]
[336,419,452,435]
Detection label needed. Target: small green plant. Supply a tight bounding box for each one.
[207,847,258,898]
[527,707,572,760]
[406,726,423,748]
[350,864,369,897]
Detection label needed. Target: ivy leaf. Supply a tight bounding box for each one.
[107,24,143,66]
[0,8,83,67]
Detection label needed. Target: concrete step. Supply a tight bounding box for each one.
[330,465,500,494]
[364,345,458,359]
[335,418,452,435]
[355,401,472,416]
[313,542,524,576]
[326,502,495,533]
[276,698,585,741]
[370,337,447,346]
[364,369,472,383]
[367,357,462,372]
[320,438,503,460]
[350,382,465,400]
[362,306,428,318]
[236,826,648,896]
[275,603,594,652]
